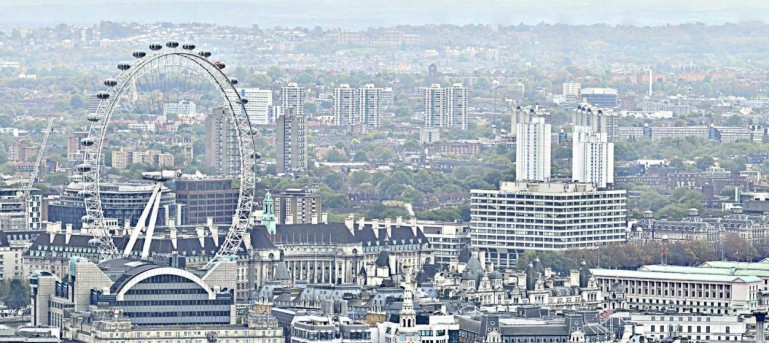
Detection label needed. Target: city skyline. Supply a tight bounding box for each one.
[1,0,769,29]
[3,4,769,342]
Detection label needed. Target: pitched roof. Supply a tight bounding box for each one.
[249,225,277,249]
[275,261,291,281]
[273,223,356,244]
[465,255,483,274]
[376,250,390,267]
[458,246,472,263]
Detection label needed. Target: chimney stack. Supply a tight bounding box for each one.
[196,226,205,246]
[345,214,354,231]
[170,226,178,250]
[65,224,72,245]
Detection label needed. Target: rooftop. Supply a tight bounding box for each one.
[700,261,769,271]
[640,264,769,278]
[591,268,761,283]
[475,181,626,194]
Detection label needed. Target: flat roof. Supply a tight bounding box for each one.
[591,268,761,283]
[700,261,769,271]
[640,264,769,278]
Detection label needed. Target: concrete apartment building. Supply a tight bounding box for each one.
[471,181,627,269]
[276,108,307,174]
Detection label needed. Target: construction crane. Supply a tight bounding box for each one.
[21,118,53,230]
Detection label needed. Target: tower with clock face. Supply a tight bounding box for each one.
[398,262,420,342]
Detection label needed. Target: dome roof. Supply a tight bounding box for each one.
[489,271,503,279]
[461,270,476,281]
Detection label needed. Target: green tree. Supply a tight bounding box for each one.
[303,102,318,115]
[69,94,85,109]
[352,151,369,162]
[322,173,345,191]
[418,208,455,221]
[696,156,714,170]
[3,279,30,309]
[324,149,348,162]
[44,172,70,186]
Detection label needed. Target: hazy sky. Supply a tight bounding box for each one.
[1,0,768,29]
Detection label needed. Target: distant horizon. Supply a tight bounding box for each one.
[1,0,768,30]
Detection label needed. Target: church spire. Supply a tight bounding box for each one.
[262,191,276,234]
[400,262,416,328]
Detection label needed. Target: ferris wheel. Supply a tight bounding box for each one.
[78,41,259,266]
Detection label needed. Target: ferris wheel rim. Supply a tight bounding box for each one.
[81,47,258,262]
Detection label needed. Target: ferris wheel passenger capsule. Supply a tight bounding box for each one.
[86,114,101,122]
[229,77,238,85]
[149,43,163,51]
[117,63,131,71]
[198,51,212,58]
[76,163,94,172]
[95,91,110,100]
[80,137,95,147]
[132,51,146,58]
[104,79,118,87]
[166,41,179,48]
[182,43,196,50]
[78,189,95,197]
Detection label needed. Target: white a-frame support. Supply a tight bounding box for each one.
[123,183,164,259]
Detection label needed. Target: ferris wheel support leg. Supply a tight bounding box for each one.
[123,183,162,258]
[141,184,164,260]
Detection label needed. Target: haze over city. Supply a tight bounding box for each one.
[1,0,769,29]
[5,1,769,343]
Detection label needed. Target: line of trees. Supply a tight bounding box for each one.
[516,233,766,275]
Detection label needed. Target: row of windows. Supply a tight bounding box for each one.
[183,200,238,206]
[472,235,625,243]
[125,288,208,296]
[650,335,737,341]
[649,325,728,333]
[117,299,231,307]
[471,194,625,201]
[473,228,624,236]
[124,311,230,318]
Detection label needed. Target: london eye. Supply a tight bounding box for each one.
[78,41,259,267]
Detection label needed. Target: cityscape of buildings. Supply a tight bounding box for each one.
[3,11,769,343]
